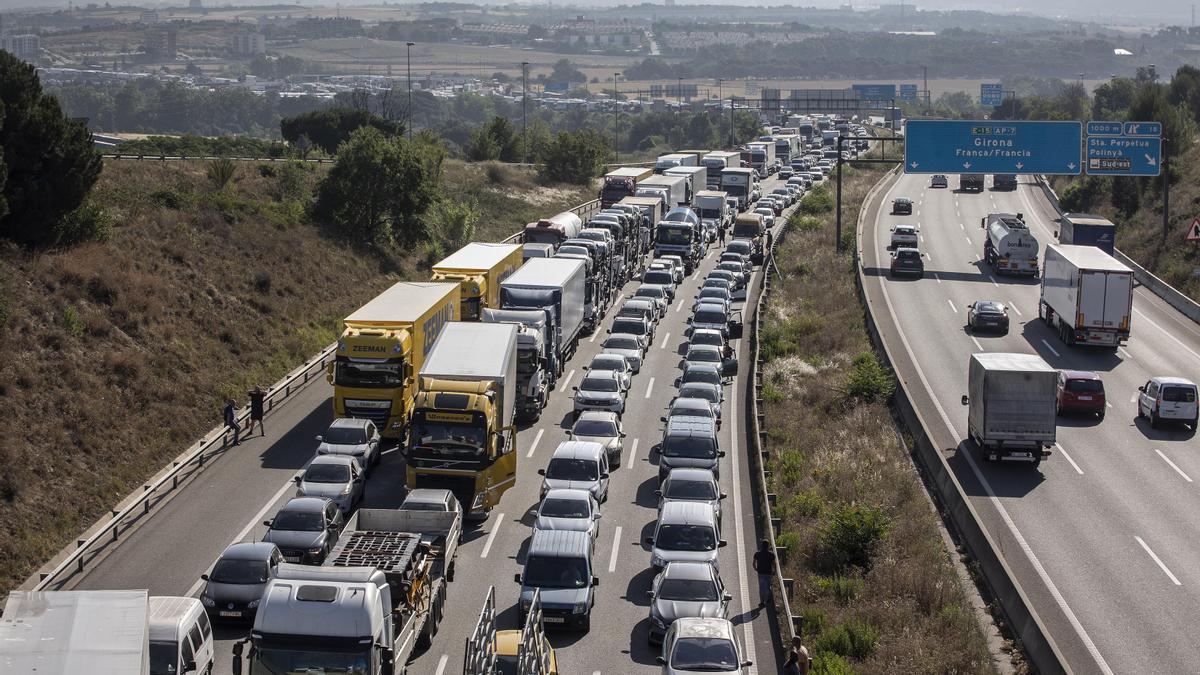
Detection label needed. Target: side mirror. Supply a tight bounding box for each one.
[723,593,733,601]
[315,435,323,442]
[263,520,272,527]
[514,573,523,584]
[1138,386,1145,392]
[200,573,210,581]
[644,536,655,545]
[601,473,610,479]
[719,493,728,500]
[719,540,728,548]
[293,472,304,483]
[594,512,602,519]
[353,476,364,484]
[184,660,198,673]
[654,489,663,496]
[647,590,656,598]
[660,416,667,423]
[657,657,667,665]
[572,386,579,391]
[592,576,600,587]
[718,451,727,458]
[960,395,969,406]
[537,469,546,476]
[742,661,754,668]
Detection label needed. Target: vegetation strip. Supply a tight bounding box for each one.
[757,168,994,674]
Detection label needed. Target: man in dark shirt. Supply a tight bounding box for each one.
[223,399,241,446]
[752,538,776,608]
[247,386,267,437]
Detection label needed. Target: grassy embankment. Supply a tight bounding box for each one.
[0,158,592,597]
[758,166,997,673]
[1049,140,1200,302]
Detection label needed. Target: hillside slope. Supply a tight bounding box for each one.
[0,159,592,595]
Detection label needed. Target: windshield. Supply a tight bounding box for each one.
[688,349,721,363]
[733,223,761,238]
[1162,386,1197,402]
[322,427,367,445]
[581,376,619,393]
[305,463,350,483]
[975,302,1004,313]
[252,646,371,675]
[666,478,718,501]
[683,370,720,386]
[699,289,729,301]
[605,337,641,351]
[612,320,647,336]
[694,309,727,325]
[724,184,746,197]
[644,271,673,286]
[656,523,717,551]
[657,227,693,245]
[681,385,719,403]
[522,555,589,589]
[896,251,920,261]
[1065,379,1103,393]
[546,457,599,481]
[592,357,626,373]
[574,419,618,436]
[664,436,717,459]
[210,558,270,584]
[517,349,540,375]
[334,357,403,388]
[558,245,590,257]
[636,286,665,300]
[413,420,486,452]
[272,509,324,532]
[660,577,719,602]
[149,642,177,675]
[673,403,714,418]
[670,637,739,671]
[541,497,591,518]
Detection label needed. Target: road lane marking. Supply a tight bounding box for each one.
[1134,308,1200,363]
[1155,449,1193,482]
[629,438,640,464]
[1135,536,1182,586]
[527,429,545,458]
[988,275,999,287]
[1040,339,1061,358]
[645,377,655,399]
[1118,347,1133,360]
[660,332,671,350]
[933,272,942,284]
[608,526,623,572]
[558,369,576,393]
[964,236,973,246]
[946,299,958,313]
[676,298,685,312]
[1130,393,1138,403]
[1008,302,1023,316]
[435,655,449,675]
[1056,444,1083,475]
[728,368,757,673]
[1106,401,1113,408]
[959,222,965,230]
[480,513,505,558]
[590,330,599,343]
[970,336,984,351]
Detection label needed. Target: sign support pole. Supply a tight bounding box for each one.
[1163,137,1170,242]
[836,135,844,252]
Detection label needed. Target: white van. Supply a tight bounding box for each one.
[1138,377,1199,429]
[149,596,214,675]
[538,441,610,503]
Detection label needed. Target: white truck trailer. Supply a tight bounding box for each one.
[964,352,1056,466]
[501,258,587,377]
[0,590,150,675]
[702,151,740,189]
[1039,244,1134,348]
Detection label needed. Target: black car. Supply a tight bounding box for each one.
[889,247,924,278]
[891,197,913,215]
[967,300,1010,333]
[931,175,948,188]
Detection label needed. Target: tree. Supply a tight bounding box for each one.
[526,24,548,40]
[466,116,521,162]
[549,59,585,85]
[280,106,403,155]
[0,51,103,247]
[312,127,442,245]
[538,129,610,184]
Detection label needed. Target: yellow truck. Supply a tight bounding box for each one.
[430,243,525,321]
[407,322,519,514]
[330,282,460,439]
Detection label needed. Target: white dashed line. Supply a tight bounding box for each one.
[1040,339,1061,358]
[1135,536,1182,586]
[676,299,685,312]
[607,526,623,572]
[558,369,576,393]
[660,332,671,350]
[933,272,942,284]
[434,655,449,675]
[628,438,641,464]
[526,428,544,458]
[1056,443,1083,475]
[1008,302,1023,316]
[988,275,999,287]
[964,236,973,246]
[970,336,984,351]
[1118,346,1133,360]
[480,513,505,558]
[947,299,958,313]
[645,377,655,399]
[1155,448,1193,482]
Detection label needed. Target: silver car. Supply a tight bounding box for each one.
[633,284,670,318]
[664,397,719,429]
[294,455,365,515]
[659,617,749,674]
[573,369,627,415]
[534,488,601,544]
[587,353,632,390]
[693,287,731,313]
[656,467,724,528]
[603,334,645,373]
[684,344,725,369]
[688,329,726,351]
[676,382,723,420]
[647,561,731,644]
[570,410,626,468]
[315,418,381,474]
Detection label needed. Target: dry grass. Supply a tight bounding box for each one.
[761,162,995,674]
[0,158,585,597]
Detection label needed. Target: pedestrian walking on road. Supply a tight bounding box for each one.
[718,223,727,246]
[782,651,802,675]
[247,385,267,437]
[752,539,776,608]
[789,636,812,675]
[223,398,241,446]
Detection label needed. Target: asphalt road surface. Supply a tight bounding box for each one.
[862,172,1200,675]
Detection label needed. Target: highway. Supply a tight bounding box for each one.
[861,172,1200,674]
[61,174,799,674]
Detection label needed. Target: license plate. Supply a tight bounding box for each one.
[284,555,300,563]
[543,616,565,624]
[219,611,242,617]
[1078,396,1092,401]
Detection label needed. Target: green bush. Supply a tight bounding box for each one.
[775,448,806,485]
[150,188,186,210]
[54,201,113,247]
[789,213,825,232]
[819,504,889,571]
[760,313,824,362]
[280,106,403,155]
[799,186,834,215]
[277,160,312,203]
[813,619,878,660]
[789,488,825,518]
[798,607,828,638]
[838,229,855,253]
[1059,174,1109,212]
[537,130,611,184]
[762,380,785,403]
[61,306,84,338]
[257,163,276,177]
[775,531,800,551]
[810,574,863,603]
[811,652,855,675]
[207,158,238,191]
[843,352,894,403]
[429,198,478,249]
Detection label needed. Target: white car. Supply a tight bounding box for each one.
[534,488,601,544]
[753,208,775,230]
[1138,376,1199,429]
[570,410,626,468]
[663,396,719,428]
[293,455,364,515]
[651,260,684,284]
[656,256,687,283]
[890,224,919,249]
[676,382,723,421]
[315,418,381,474]
[603,334,646,372]
[659,618,750,674]
[586,353,632,390]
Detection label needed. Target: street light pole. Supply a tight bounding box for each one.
[613,72,620,163]
[677,77,683,115]
[406,42,414,140]
[522,62,529,164]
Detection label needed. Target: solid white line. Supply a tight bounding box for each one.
[1154,449,1193,483]
[946,299,958,313]
[1134,309,1200,363]
[1008,302,1023,316]
[1135,536,1182,586]
[970,336,984,351]
[1056,444,1083,475]
[608,526,623,572]
[526,428,545,458]
[645,377,655,399]
[434,654,449,675]
[728,368,757,673]
[1040,339,1061,358]
[480,513,505,558]
[660,332,671,350]
[628,438,640,464]
[558,369,576,393]
[675,298,685,313]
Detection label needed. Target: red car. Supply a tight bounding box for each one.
[1056,370,1105,418]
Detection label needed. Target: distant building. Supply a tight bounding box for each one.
[2,34,41,62]
[139,9,159,24]
[229,32,266,56]
[189,0,202,8]
[145,26,177,59]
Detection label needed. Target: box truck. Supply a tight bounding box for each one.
[330,282,460,439]
[639,174,689,208]
[501,258,586,378]
[1058,213,1116,255]
[665,165,708,205]
[0,590,151,675]
[695,190,733,230]
[1039,244,1133,348]
[408,323,519,514]
[655,153,698,173]
[600,167,654,207]
[702,151,740,188]
[981,213,1039,276]
[431,243,525,321]
[964,352,1056,465]
[747,142,776,174]
[721,167,756,211]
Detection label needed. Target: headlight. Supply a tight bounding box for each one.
[200,595,215,608]
[340,485,352,496]
[307,547,324,555]
[573,603,589,615]
[651,554,665,567]
[521,597,532,611]
[247,599,260,609]
[651,615,667,629]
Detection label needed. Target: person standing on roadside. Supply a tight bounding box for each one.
[752,539,776,608]
[247,385,267,437]
[223,398,241,446]
[718,222,727,246]
[789,636,812,675]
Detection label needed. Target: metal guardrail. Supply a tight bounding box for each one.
[102,154,335,164]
